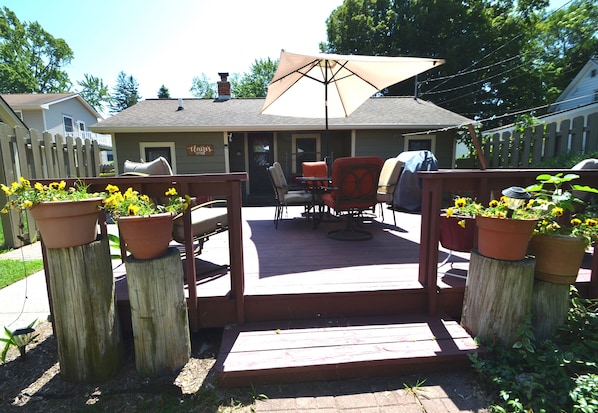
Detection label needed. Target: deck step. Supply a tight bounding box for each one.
[215,315,480,387]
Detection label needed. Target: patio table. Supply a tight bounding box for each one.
[296,176,333,228]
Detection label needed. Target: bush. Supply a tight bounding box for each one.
[470,288,598,412]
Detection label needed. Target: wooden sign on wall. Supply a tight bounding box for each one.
[186,144,214,156]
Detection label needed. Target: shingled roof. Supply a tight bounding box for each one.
[90,96,472,133]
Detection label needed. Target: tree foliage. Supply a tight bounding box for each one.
[109,71,141,113]
[76,74,111,114]
[323,0,598,127]
[231,57,278,98]
[157,84,170,99]
[0,6,73,93]
[189,73,215,99]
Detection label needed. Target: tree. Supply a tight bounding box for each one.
[76,74,111,114]
[231,58,277,98]
[0,6,73,93]
[189,74,215,98]
[157,84,170,99]
[323,0,596,127]
[109,71,141,113]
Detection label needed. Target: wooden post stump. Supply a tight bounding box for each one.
[461,250,535,346]
[125,247,190,377]
[45,236,125,383]
[532,279,569,342]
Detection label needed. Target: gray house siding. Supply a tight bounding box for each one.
[44,99,98,136]
[20,109,44,132]
[115,132,226,174]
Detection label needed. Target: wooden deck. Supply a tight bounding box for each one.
[114,205,476,329]
[38,171,597,387]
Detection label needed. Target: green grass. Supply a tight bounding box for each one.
[0,259,44,289]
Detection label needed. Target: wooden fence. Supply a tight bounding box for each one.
[482,111,598,168]
[0,124,102,248]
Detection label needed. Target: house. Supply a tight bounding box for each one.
[90,75,472,203]
[484,58,598,145]
[1,93,113,163]
[0,95,27,129]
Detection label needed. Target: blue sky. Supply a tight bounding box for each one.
[4,0,342,100]
[4,0,572,106]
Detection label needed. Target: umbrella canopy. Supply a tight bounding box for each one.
[261,50,445,120]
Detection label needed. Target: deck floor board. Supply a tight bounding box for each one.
[216,315,479,386]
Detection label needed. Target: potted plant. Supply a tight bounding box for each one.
[526,173,598,283]
[474,188,544,261]
[102,184,190,259]
[440,197,482,252]
[1,177,103,248]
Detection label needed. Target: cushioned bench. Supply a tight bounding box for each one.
[122,157,228,255]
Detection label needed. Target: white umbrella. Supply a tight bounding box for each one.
[261,50,445,162]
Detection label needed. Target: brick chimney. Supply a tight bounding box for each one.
[217,72,231,101]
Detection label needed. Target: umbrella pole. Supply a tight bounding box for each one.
[324,60,331,171]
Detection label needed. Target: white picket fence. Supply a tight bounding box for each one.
[0,124,103,248]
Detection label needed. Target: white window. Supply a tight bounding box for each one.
[77,120,86,132]
[140,142,176,173]
[291,133,321,174]
[63,115,74,135]
[405,135,436,153]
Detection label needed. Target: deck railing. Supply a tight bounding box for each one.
[32,173,248,333]
[419,168,598,315]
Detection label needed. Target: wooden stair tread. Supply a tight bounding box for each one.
[216,315,480,387]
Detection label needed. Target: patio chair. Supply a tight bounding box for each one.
[376,158,404,226]
[321,156,384,241]
[122,157,228,256]
[302,161,329,184]
[267,162,313,229]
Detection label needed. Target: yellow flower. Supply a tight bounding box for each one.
[1,184,11,195]
[127,204,139,216]
[571,218,582,226]
[496,211,506,218]
[165,187,177,196]
[140,195,150,202]
[489,199,499,208]
[446,207,454,218]
[123,187,137,199]
[552,207,563,217]
[458,219,466,228]
[34,182,44,191]
[49,181,60,189]
[587,218,597,228]
[58,180,66,190]
[19,177,30,187]
[105,184,119,193]
[21,200,33,208]
[454,198,467,208]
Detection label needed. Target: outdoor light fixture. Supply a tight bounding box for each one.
[11,326,36,361]
[502,186,531,218]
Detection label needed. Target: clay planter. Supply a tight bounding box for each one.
[29,198,102,248]
[439,214,476,252]
[476,215,537,261]
[528,234,587,284]
[116,212,174,260]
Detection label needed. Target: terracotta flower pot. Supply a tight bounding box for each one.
[116,212,174,260]
[476,215,537,261]
[528,234,587,284]
[439,214,476,252]
[29,198,102,248]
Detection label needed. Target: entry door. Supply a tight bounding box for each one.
[248,133,274,194]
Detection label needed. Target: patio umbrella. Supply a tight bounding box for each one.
[261,50,445,164]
